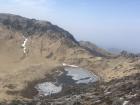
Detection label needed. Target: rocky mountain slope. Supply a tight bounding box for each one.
[79,41,114,57]
[0,13,139,104]
[0,13,99,100]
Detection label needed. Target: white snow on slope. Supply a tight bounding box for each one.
[123,101,129,105]
[22,37,28,53]
[35,82,62,96]
[62,63,78,68]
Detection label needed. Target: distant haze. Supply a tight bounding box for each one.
[0,0,140,53]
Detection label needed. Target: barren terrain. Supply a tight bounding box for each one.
[0,14,139,104]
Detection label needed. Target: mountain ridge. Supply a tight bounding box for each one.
[79,41,114,57]
[0,13,78,45]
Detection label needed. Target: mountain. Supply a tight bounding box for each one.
[0,13,77,43]
[0,13,139,103]
[107,48,122,54]
[0,13,97,100]
[0,13,93,63]
[79,41,114,57]
[16,73,139,105]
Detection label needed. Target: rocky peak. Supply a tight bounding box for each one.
[0,13,78,44]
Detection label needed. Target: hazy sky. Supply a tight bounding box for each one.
[0,0,140,52]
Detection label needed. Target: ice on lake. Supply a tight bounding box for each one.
[35,67,98,96]
[35,82,62,96]
[65,67,98,84]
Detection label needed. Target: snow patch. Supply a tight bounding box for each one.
[123,101,129,105]
[125,94,137,99]
[22,37,28,53]
[104,92,111,95]
[35,82,62,96]
[65,67,97,84]
[62,63,78,68]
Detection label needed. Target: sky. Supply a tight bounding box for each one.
[0,0,140,53]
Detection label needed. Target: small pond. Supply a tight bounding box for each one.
[35,67,98,97]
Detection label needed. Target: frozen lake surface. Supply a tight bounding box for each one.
[35,82,62,96]
[35,67,98,96]
[65,67,98,84]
